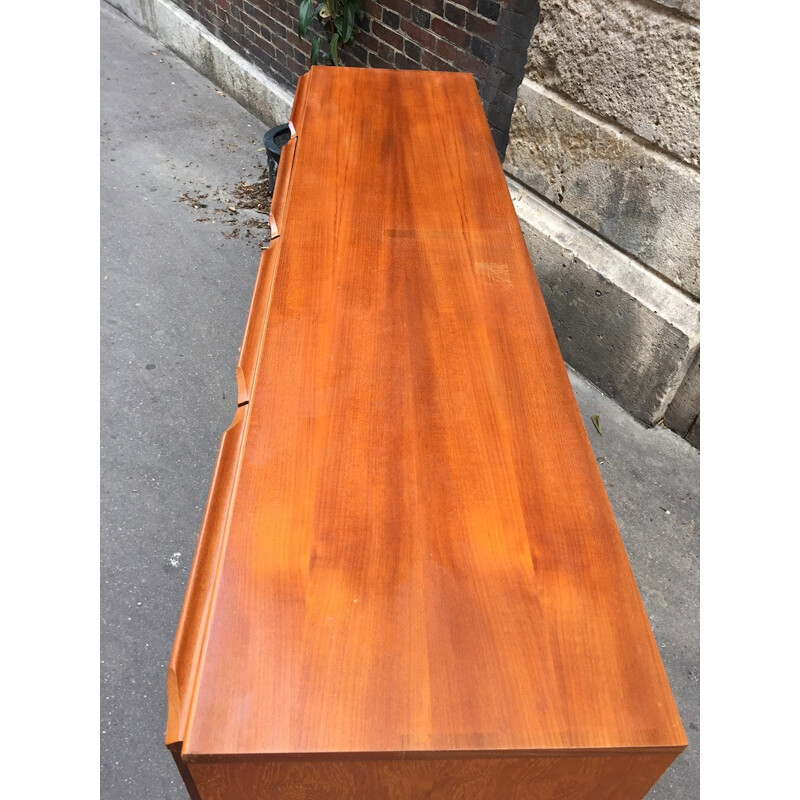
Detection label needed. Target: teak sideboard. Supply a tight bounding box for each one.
[166,67,686,800]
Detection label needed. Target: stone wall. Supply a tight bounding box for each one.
[504,0,700,445]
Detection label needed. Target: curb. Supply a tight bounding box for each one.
[106,0,293,127]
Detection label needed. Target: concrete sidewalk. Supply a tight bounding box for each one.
[100,2,699,797]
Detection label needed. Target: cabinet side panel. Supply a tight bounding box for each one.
[236,245,280,404]
[188,752,681,800]
[168,744,202,800]
[290,70,313,136]
[268,137,297,236]
[165,404,249,745]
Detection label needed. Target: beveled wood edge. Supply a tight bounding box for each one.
[291,70,312,137]
[235,242,281,405]
[165,403,251,747]
[269,137,297,235]
[235,72,313,405]
[266,71,308,236]
[235,364,248,408]
[235,70,310,405]
[166,72,315,753]
[180,744,687,764]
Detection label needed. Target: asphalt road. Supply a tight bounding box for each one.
[100,3,699,797]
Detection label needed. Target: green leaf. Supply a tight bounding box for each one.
[298,0,313,36]
[344,4,354,42]
[333,15,345,39]
[310,36,320,65]
[330,32,340,66]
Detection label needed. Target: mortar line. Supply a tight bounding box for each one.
[514,78,700,173]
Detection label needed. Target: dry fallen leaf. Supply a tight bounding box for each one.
[591,415,602,436]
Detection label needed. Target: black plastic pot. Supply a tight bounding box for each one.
[263,123,292,196]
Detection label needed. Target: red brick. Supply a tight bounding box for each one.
[363,0,383,19]
[368,51,394,69]
[431,16,470,48]
[377,40,397,63]
[270,59,293,82]
[371,20,404,51]
[244,4,271,28]
[451,46,481,73]
[434,36,458,62]
[265,7,293,28]
[395,52,421,70]
[399,18,438,50]
[383,0,413,18]
[260,41,277,60]
[404,38,422,61]
[444,2,466,26]
[465,11,495,39]
[421,48,453,71]
[360,35,381,55]
[288,55,308,75]
[415,0,444,15]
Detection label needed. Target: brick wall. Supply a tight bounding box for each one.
[173,0,539,155]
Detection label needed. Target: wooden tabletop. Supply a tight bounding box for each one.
[169,67,685,763]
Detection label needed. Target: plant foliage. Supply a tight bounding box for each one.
[297,0,365,66]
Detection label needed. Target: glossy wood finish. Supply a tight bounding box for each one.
[167,67,685,798]
[188,753,681,800]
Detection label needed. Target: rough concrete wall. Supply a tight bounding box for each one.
[664,352,699,445]
[526,0,699,166]
[506,80,699,297]
[650,0,699,23]
[505,0,700,446]
[510,179,698,424]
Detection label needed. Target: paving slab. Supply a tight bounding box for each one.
[100,3,699,797]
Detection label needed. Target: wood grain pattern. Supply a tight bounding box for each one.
[187,753,680,800]
[236,244,280,405]
[167,66,686,798]
[166,403,249,747]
